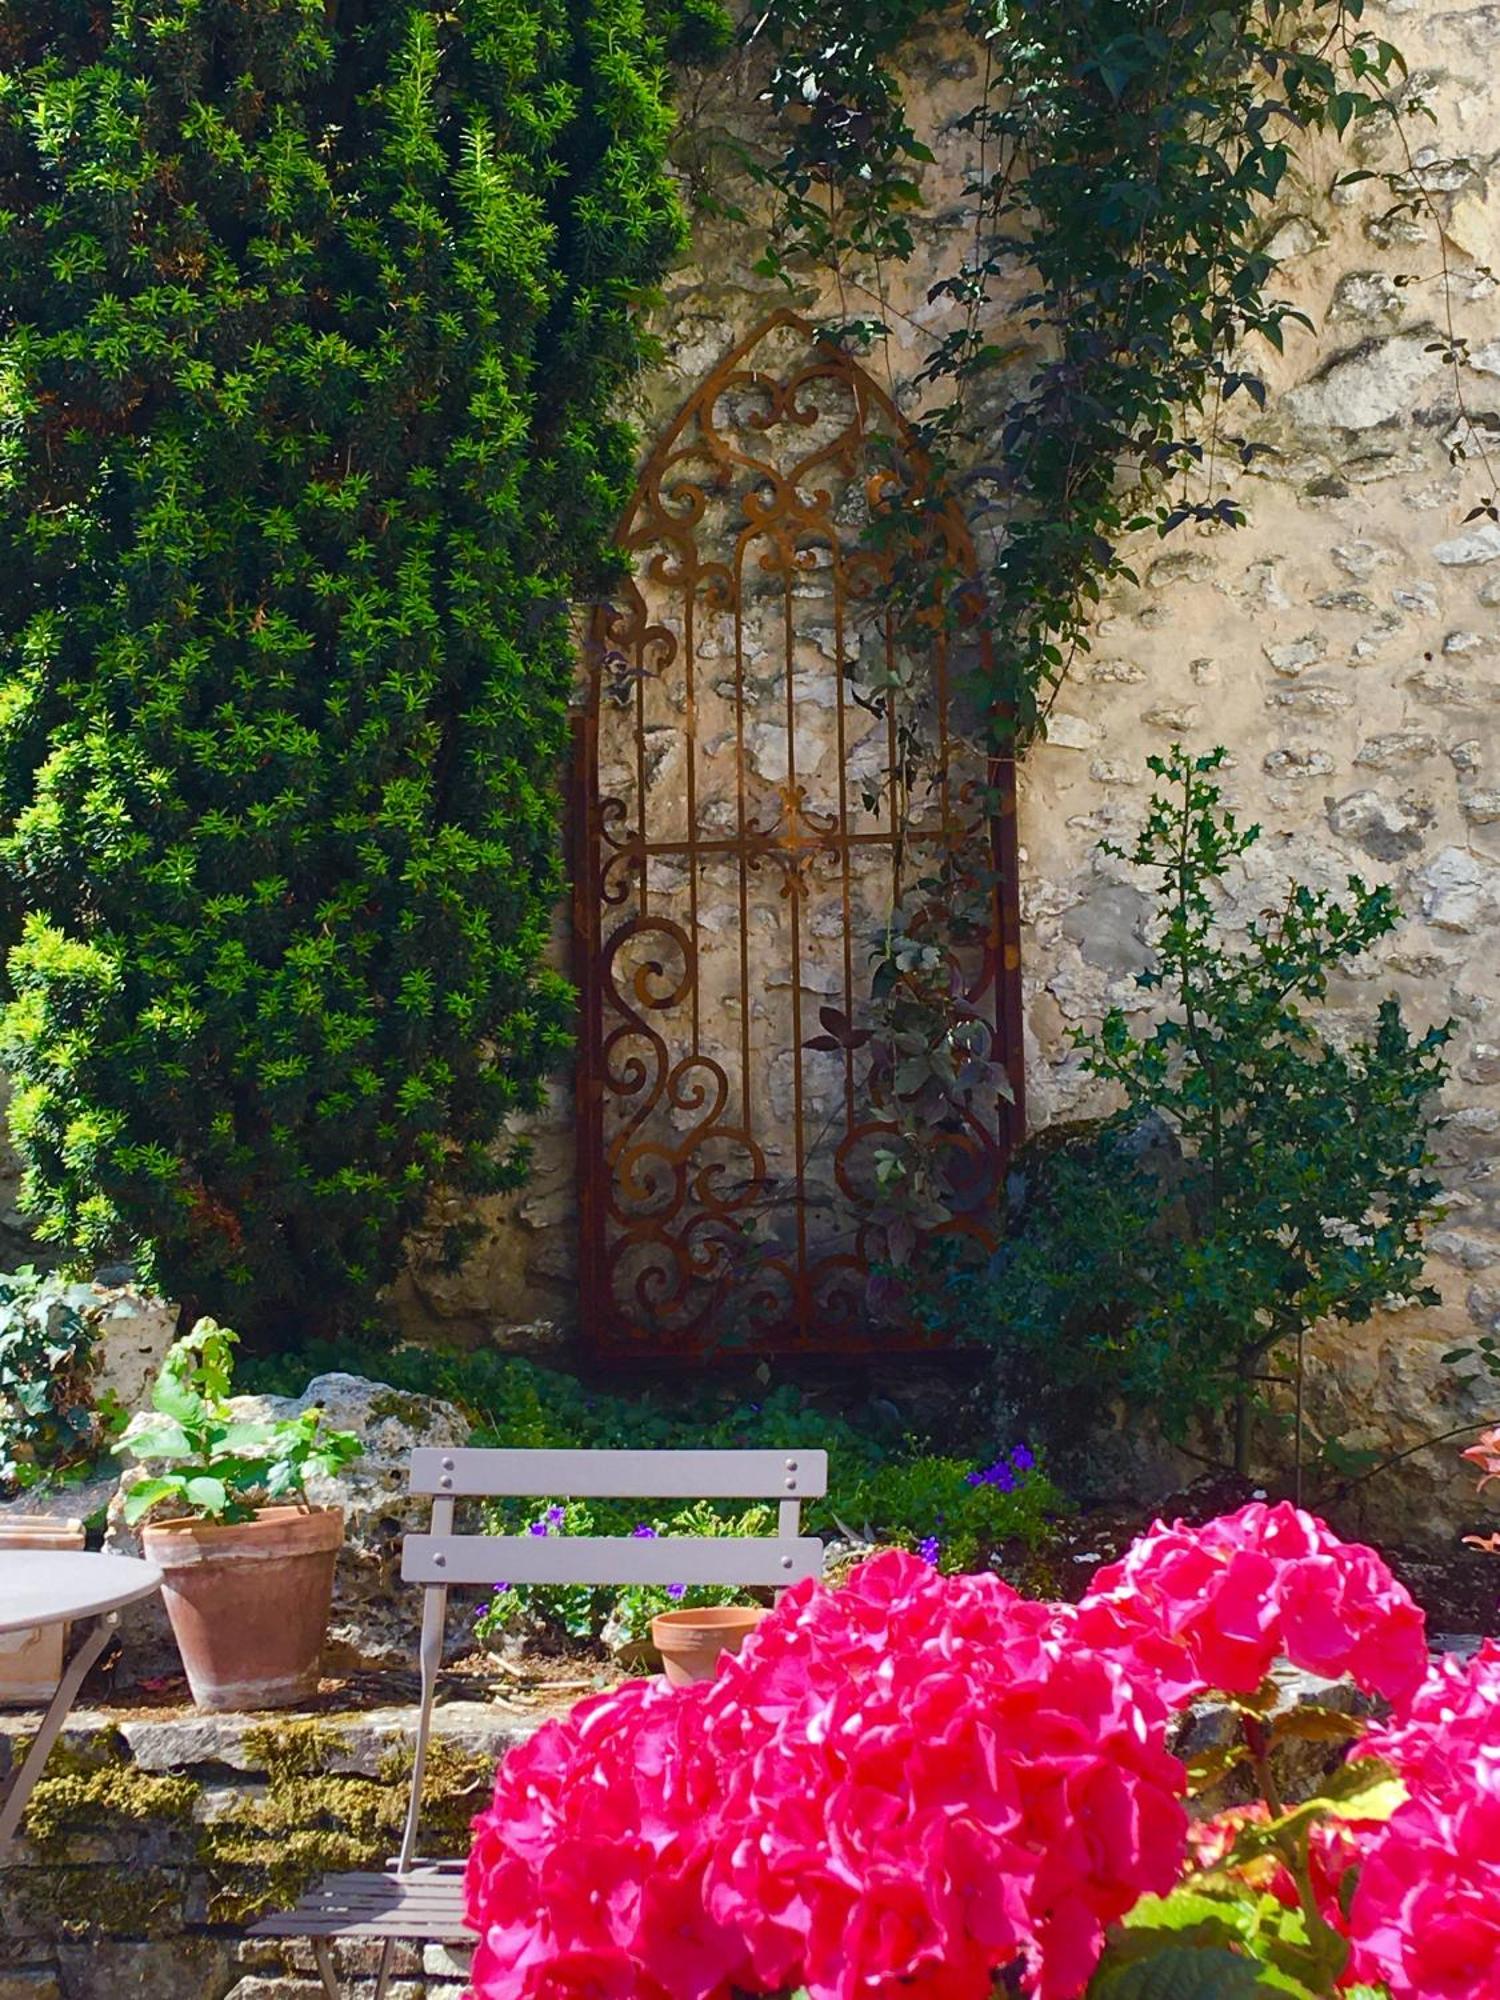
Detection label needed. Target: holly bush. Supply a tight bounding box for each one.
[0,0,699,1338]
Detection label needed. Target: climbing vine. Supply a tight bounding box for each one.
[746,0,1495,744]
[0,0,721,1339]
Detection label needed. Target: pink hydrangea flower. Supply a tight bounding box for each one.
[1346,1788,1500,1998]
[464,1551,1186,2000]
[1345,1643,1500,1999]
[1069,1500,1427,1708]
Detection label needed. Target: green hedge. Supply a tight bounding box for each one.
[0,0,695,1340]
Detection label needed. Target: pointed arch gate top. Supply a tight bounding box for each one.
[574,314,1024,1358]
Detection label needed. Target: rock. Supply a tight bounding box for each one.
[1354,731,1440,770]
[0,1467,119,1532]
[1328,270,1405,324]
[1059,886,1151,979]
[76,1284,178,1415]
[1043,712,1099,751]
[1264,747,1335,780]
[1434,523,1500,566]
[1262,633,1326,677]
[248,1374,474,1671]
[1264,215,1323,263]
[1391,580,1440,617]
[107,1373,474,1677]
[1332,541,1396,581]
[1430,1227,1500,1269]
[1460,1045,1500,1086]
[1175,1665,1376,1817]
[118,1700,535,1777]
[1146,550,1216,587]
[54,1942,231,2000]
[1284,332,1444,433]
[1326,790,1427,861]
[1460,790,1500,824]
[1418,846,1500,933]
[1270,685,1353,714]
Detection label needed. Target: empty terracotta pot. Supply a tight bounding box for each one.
[0,1516,85,1706]
[142,1505,343,1712]
[652,1604,768,1687]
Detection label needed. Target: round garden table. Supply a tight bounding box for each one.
[0,1550,162,1850]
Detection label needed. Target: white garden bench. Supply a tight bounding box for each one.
[250,1445,828,1998]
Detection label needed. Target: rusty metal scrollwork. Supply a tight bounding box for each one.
[575,312,1024,1357]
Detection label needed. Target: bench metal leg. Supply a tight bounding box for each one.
[312,1938,340,2000]
[372,1936,397,2000]
[0,1612,117,1851]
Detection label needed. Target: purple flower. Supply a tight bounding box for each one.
[631,1522,658,1539]
[1011,1444,1036,1473]
[917,1536,941,1565]
[545,1504,566,1527]
[968,1457,1016,1492]
[493,1582,512,1596]
[666,1583,685,1600]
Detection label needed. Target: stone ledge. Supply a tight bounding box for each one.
[115,1699,540,1776]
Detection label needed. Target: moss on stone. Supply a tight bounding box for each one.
[13,1710,501,1941]
[240,1720,354,1784]
[15,1765,199,1937]
[367,1390,438,1432]
[201,1725,494,1925]
[22,1766,199,1852]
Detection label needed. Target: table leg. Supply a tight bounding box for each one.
[0,1612,117,1852]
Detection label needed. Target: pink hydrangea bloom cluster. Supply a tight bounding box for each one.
[464,1550,1187,2000]
[1344,1641,1500,1998]
[463,1502,1459,2000]
[1069,1499,1428,1709]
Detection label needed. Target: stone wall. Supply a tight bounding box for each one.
[0,2,1492,1535]
[0,1702,529,2000]
[390,0,1499,1535]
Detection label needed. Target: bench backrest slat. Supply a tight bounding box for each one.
[407,1446,827,1501]
[392,1444,826,1876]
[402,1532,824,1589]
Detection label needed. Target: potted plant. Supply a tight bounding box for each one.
[119,1319,361,1712]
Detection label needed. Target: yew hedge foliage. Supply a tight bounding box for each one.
[0,0,692,1335]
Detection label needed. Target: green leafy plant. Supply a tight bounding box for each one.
[1089,1696,1407,1999]
[474,1496,777,1652]
[966,748,1449,1477]
[831,1448,1059,1574]
[119,1318,361,1525]
[0,1265,112,1491]
[0,0,707,1342]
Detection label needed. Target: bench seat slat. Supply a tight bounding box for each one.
[402,1533,823,1589]
[408,1446,826,1501]
[248,1864,474,1941]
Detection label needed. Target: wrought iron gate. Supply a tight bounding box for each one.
[575,313,1023,1357]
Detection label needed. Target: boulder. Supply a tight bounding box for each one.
[106,1372,475,1682]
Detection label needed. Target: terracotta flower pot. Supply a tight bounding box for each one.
[651,1604,768,1688]
[0,1516,86,1706]
[142,1505,343,1712]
